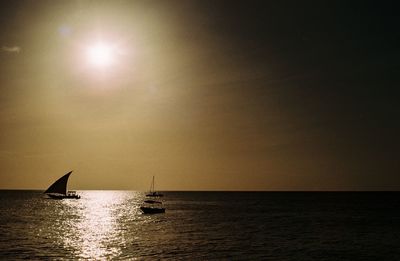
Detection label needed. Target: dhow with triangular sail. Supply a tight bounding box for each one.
[44,171,80,199]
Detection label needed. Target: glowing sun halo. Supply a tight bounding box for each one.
[86,43,115,67]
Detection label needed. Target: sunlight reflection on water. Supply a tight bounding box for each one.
[61,191,141,259]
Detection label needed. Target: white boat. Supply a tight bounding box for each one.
[146,176,163,197]
[44,171,80,199]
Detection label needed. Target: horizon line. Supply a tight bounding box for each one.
[1,189,399,192]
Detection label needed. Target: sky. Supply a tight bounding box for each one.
[0,0,399,191]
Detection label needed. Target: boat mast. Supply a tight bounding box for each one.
[149,175,155,193]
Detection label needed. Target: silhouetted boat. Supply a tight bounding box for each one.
[140,200,165,214]
[146,176,163,197]
[44,171,80,199]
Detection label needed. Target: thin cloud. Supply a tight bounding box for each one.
[1,46,21,53]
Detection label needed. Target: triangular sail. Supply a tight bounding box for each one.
[44,171,72,195]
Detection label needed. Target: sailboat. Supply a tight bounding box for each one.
[44,171,80,199]
[146,176,163,197]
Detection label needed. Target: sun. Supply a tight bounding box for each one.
[86,43,115,67]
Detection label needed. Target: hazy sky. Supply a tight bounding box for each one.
[0,1,399,190]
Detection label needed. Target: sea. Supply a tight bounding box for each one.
[0,191,399,260]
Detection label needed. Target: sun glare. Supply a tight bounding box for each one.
[86,43,115,67]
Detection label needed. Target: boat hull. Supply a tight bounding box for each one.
[146,192,163,197]
[47,194,80,199]
[140,206,165,214]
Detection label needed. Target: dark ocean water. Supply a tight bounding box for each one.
[0,191,399,260]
